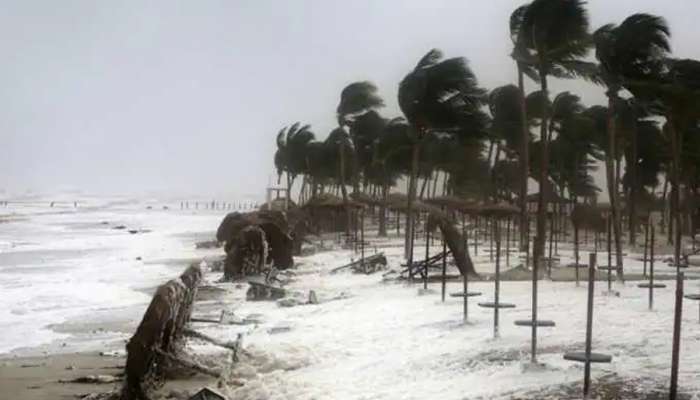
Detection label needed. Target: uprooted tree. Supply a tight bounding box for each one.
[121,264,202,400]
[216,210,297,280]
[425,205,478,276]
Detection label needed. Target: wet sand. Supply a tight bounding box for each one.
[0,352,124,400]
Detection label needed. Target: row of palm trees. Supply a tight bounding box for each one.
[274,0,700,274]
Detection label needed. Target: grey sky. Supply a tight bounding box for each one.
[2,0,699,198]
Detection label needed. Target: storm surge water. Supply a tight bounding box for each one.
[0,193,224,354]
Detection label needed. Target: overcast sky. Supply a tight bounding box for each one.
[2,0,699,198]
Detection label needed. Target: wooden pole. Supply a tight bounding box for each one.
[506,217,511,267]
[361,210,366,274]
[424,218,430,290]
[441,227,447,302]
[583,252,597,398]
[531,233,539,364]
[607,216,612,292]
[649,224,655,310]
[463,272,469,321]
[669,272,684,400]
[494,223,502,339]
[643,220,650,277]
[575,222,580,287]
[474,216,478,256]
[548,212,554,276]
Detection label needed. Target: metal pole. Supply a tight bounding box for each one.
[669,272,684,400]
[583,252,597,398]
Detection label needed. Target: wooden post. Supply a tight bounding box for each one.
[506,217,511,267]
[531,234,539,364]
[463,273,469,321]
[607,216,612,292]
[548,212,554,276]
[575,222,580,287]
[494,224,502,339]
[643,219,650,277]
[583,252,597,398]
[649,225,655,310]
[669,272,684,400]
[424,218,430,290]
[361,210,366,274]
[474,216,478,256]
[441,228,447,302]
[489,218,494,262]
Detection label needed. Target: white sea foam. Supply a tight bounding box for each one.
[0,194,225,354]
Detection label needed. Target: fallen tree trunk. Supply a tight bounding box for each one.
[426,206,478,277]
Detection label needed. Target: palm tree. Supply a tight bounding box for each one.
[335,82,384,233]
[488,85,528,201]
[593,13,671,278]
[274,123,315,203]
[627,59,700,272]
[518,0,595,275]
[510,4,540,250]
[373,117,413,236]
[398,49,487,262]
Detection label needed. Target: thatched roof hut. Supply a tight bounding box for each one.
[258,197,296,212]
[425,195,482,215]
[303,193,364,211]
[479,202,520,218]
[349,192,381,206]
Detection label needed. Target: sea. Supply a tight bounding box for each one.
[0,193,232,355]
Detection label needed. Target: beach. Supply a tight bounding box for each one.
[2,195,700,399]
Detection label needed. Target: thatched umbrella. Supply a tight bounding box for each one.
[259,198,297,212]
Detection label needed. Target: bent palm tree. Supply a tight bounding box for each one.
[274,123,315,202]
[335,81,385,233]
[594,13,671,279]
[518,0,594,276]
[398,48,487,263]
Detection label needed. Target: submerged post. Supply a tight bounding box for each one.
[669,272,684,400]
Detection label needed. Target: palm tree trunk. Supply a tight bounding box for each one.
[534,67,550,276]
[629,124,638,246]
[405,138,420,263]
[517,67,530,253]
[667,117,682,271]
[419,173,430,199]
[378,182,388,237]
[606,95,624,280]
[432,170,439,198]
[338,142,351,235]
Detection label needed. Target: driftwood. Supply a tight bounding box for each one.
[330,253,387,274]
[120,264,202,400]
[153,348,220,378]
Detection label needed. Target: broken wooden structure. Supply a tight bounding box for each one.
[121,264,203,400]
